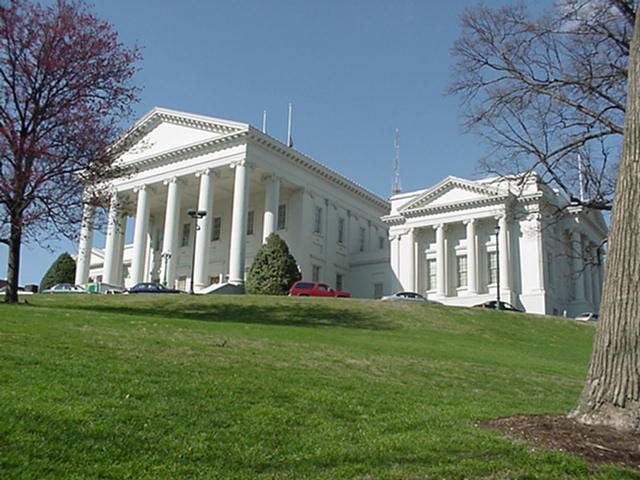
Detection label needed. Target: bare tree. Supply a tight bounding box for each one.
[570,6,640,431]
[450,0,636,210]
[0,0,141,303]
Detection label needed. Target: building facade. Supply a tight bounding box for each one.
[76,108,390,297]
[383,175,607,316]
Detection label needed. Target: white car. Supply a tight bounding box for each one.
[42,283,87,294]
[575,312,599,322]
[380,291,440,303]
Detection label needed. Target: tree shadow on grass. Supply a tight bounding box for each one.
[36,297,397,331]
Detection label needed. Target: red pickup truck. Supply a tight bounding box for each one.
[288,281,351,298]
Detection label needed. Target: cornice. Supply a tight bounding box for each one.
[247,127,389,212]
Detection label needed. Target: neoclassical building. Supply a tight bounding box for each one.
[383,174,607,316]
[75,108,390,297]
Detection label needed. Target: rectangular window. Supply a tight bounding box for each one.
[246,210,255,235]
[457,255,468,288]
[336,274,344,291]
[359,227,366,252]
[488,252,498,284]
[277,204,286,230]
[181,223,190,247]
[313,206,323,234]
[374,282,384,299]
[312,265,321,282]
[427,259,437,291]
[338,217,345,244]
[211,217,221,241]
[378,235,384,250]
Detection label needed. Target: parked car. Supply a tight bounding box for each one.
[575,312,599,322]
[473,300,524,312]
[288,281,351,298]
[42,283,87,294]
[124,283,182,294]
[380,291,440,303]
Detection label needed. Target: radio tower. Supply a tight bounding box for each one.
[392,128,402,195]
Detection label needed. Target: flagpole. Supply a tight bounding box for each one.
[287,102,293,147]
[262,110,267,134]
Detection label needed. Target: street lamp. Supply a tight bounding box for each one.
[161,252,172,286]
[187,208,207,295]
[495,222,501,311]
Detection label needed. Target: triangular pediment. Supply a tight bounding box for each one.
[117,107,248,164]
[399,176,502,212]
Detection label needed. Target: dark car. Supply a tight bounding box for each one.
[473,300,524,312]
[288,281,351,298]
[124,283,182,294]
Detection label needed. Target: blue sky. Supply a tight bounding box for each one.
[3,0,553,285]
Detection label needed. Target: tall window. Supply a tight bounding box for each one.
[457,255,468,288]
[374,282,384,299]
[181,223,190,247]
[312,265,321,282]
[427,259,437,291]
[359,227,366,252]
[211,217,221,241]
[246,210,255,235]
[488,251,498,284]
[336,273,344,291]
[338,217,345,244]
[378,235,384,250]
[313,206,323,234]
[277,204,287,230]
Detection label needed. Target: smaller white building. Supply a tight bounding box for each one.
[383,174,607,316]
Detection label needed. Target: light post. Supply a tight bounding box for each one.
[161,252,172,286]
[187,208,207,295]
[495,222,501,310]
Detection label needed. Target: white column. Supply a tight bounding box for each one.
[228,159,250,284]
[465,219,477,294]
[160,177,182,287]
[498,215,511,293]
[194,169,215,290]
[435,223,446,297]
[390,234,401,291]
[75,204,95,285]
[102,193,120,285]
[584,241,594,305]
[262,174,280,243]
[130,185,150,285]
[114,214,127,285]
[405,228,416,291]
[571,230,585,301]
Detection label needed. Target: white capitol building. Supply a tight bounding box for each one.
[75,108,607,316]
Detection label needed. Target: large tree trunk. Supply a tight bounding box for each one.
[570,10,640,431]
[4,218,22,304]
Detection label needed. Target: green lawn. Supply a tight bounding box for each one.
[0,294,636,479]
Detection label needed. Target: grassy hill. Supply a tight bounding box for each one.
[0,295,636,479]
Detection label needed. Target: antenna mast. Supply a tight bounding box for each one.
[392,128,402,195]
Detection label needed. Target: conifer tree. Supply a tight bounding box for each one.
[40,253,76,291]
[246,234,301,295]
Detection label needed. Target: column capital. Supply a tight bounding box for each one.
[260,172,281,183]
[195,168,219,178]
[163,176,184,186]
[230,158,255,169]
[433,223,446,231]
[133,184,146,193]
[463,218,476,226]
